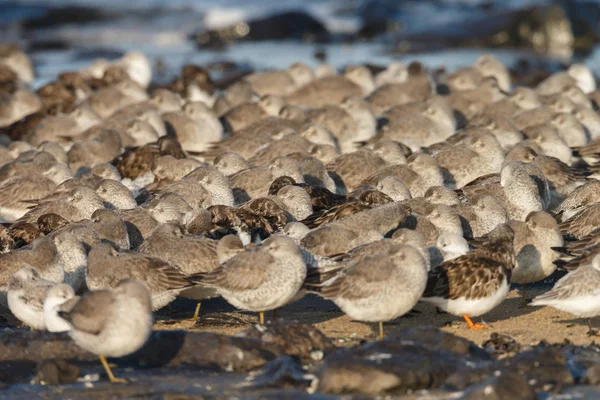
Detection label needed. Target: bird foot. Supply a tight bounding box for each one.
[468,323,489,330]
[463,315,489,330]
[109,377,129,384]
[587,329,600,337]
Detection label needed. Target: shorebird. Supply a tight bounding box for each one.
[43,283,78,333]
[531,253,600,336]
[309,243,427,339]
[0,236,64,303]
[138,223,230,319]
[420,224,515,329]
[196,235,306,324]
[86,241,197,311]
[58,279,153,383]
[7,267,56,330]
[509,211,563,305]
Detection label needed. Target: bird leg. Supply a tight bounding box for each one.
[519,284,530,308]
[463,315,488,329]
[99,355,127,384]
[190,301,202,321]
[259,312,265,325]
[272,308,277,321]
[378,321,384,340]
[587,319,600,337]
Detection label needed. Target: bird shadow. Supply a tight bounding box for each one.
[155,294,341,327]
[555,317,599,333]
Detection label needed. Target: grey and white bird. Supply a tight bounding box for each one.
[7,267,56,330]
[531,253,600,336]
[196,235,306,324]
[58,279,153,383]
[43,283,78,333]
[86,241,197,311]
[309,243,428,339]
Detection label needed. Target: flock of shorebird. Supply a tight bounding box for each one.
[2,42,600,383]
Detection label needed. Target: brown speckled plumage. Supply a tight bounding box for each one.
[423,224,514,301]
[37,213,69,235]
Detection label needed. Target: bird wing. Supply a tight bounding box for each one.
[128,255,193,291]
[321,256,395,300]
[19,285,51,312]
[534,265,600,302]
[423,254,507,300]
[198,249,271,291]
[59,290,114,335]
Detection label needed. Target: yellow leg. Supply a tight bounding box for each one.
[463,315,488,330]
[378,321,384,340]
[192,302,202,320]
[259,312,265,325]
[272,309,277,321]
[99,355,128,384]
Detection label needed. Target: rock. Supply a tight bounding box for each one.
[0,330,281,372]
[237,356,313,390]
[34,359,80,385]
[482,332,521,360]
[389,5,575,57]
[500,346,574,391]
[123,331,280,372]
[389,325,492,360]
[192,11,330,49]
[20,5,111,29]
[556,386,600,399]
[558,342,600,382]
[584,364,600,385]
[238,321,334,362]
[459,372,536,400]
[317,338,492,394]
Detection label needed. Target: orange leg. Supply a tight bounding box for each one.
[463,315,489,329]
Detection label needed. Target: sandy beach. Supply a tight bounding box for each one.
[150,277,600,349]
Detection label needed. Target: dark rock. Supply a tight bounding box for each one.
[34,359,80,385]
[244,390,339,399]
[0,361,36,386]
[388,325,493,360]
[482,333,521,360]
[192,11,330,49]
[237,356,313,390]
[390,5,576,56]
[123,331,280,371]
[559,385,600,399]
[0,330,280,373]
[500,346,574,391]
[459,372,536,400]
[583,364,600,385]
[238,321,334,362]
[317,338,493,395]
[356,0,406,39]
[560,0,600,53]
[559,342,600,382]
[22,5,112,29]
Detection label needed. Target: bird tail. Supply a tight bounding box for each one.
[302,265,343,293]
[529,290,560,307]
[551,246,570,255]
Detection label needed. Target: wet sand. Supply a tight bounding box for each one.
[2,278,598,399]
[154,279,599,348]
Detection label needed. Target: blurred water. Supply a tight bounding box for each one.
[1,0,599,88]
